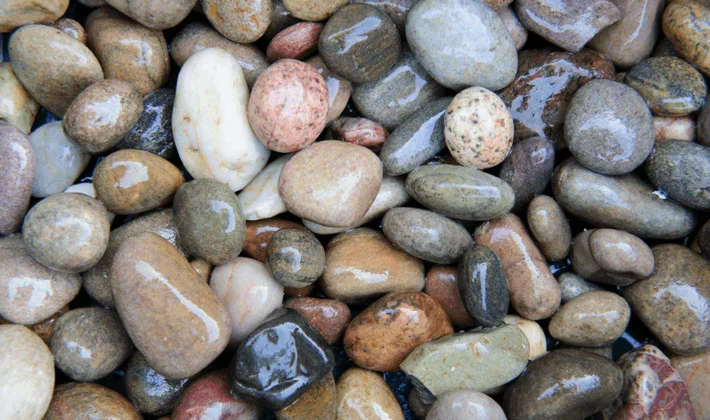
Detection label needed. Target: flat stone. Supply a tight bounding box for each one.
[0,0,69,32]
[266,228,325,288]
[238,154,290,221]
[425,266,475,328]
[662,0,710,77]
[527,195,572,262]
[203,0,270,43]
[43,382,141,420]
[306,56,351,123]
[645,140,710,210]
[331,117,388,149]
[672,351,710,420]
[499,137,555,212]
[0,126,34,235]
[267,22,322,61]
[283,0,348,21]
[104,0,196,29]
[276,374,336,420]
[335,368,404,420]
[172,370,261,420]
[243,217,303,262]
[457,244,509,327]
[427,390,506,420]
[549,291,630,346]
[284,297,350,344]
[503,314,547,360]
[125,352,189,416]
[557,272,602,303]
[0,62,39,134]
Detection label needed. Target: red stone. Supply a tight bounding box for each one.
[267,22,323,62]
[285,297,351,343]
[172,370,261,420]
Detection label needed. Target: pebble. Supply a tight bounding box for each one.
[475,213,561,320]
[278,141,382,227]
[306,56,351,123]
[408,387,432,419]
[557,272,602,303]
[190,259,212,283]
[283,0,348,21]
[615,344,696,419]
[0,0,69,32]
[503,349,623,420]
[50,307,132,382]
[276,374,336,420]
[284,297,350,344]
[352,0,418,32]
[497,5,528,50]
[515,0,621,53]
[30,305,69,345]
[111,232,232,379]
[565,79,654,175]
[104,0,196,30]
[229,308,334,410]
[457,244,509,327]
[672,351,710,420]
[210,257,284,345]
[623,244,710,355]
[382,207,472,264]
[43,382,141,420]
[699,98,710,145]
[112,88,177,160]
[425,266,474,328]
[0,126,34,235]
[94,149,185,215]
[319,4,401,84]
[86,7,170,96]
[170,22,268,87]
[243,217,303,262]
[502,314,547,360]
[172,370,261,420]
[173,48,270,191]
[9,24,103,117]
[499,49,615,148]
[401,324,529,398]
[331,117,388,149]
[0,62,39,134]
[549,291,630,347]
[266,228,325,288]
[248,59,328,153]
[202,0,270,43]
[125,352,188,416]
[52,18,87,44]
[320,228,425,303]
[28,122,91,198]
[552,157,696,239]
[427,391,506,420]
[499,137,555,212]
[406,164,514,221]
[527,195,572,262]
[174,179,247,265]
[335,368,405,420]
[646,140,710,210]
[0,325,54,420]
[267,22,322,61]
[662,0,710,77]
[238,154,290,221]
[697,219,710,256]
[444,87,513,169]
[63,79,143,153]
[656,115,697,142]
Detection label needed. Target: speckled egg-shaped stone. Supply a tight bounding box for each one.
[283,0,348,21]
[662,0,710,77]
[267,22,323,61]
[202,0,271,43]
[103,0,197,30]
[266,228,325,288]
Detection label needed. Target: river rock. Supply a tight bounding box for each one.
[202,0,270,43]
[243,217,303,262]
[306,55,351,123]
[276,374,336,420]
[499,137,555,212]
[335,368,405,420]
[662,0,710,77]
[104,0,196,29]
[527,195,572,261]
[266,228,325,288]
[331,117,388,149]
[52,18,86,44]
[43,382,141,420]
[344,291,453,372]
[425,266,474,328]
[30,305,69,345]
[284,297,349,344]
[0,126,34,235]
[699,97,710,145]
[503,314,547,360]
[125,352,188,416]
[321,228,425,303]
[497,5,528,50]
[283,0,348,20]
[173,47,270,191]
[427,391,506,420]
[672,351,710,420]
[267,22,322,61]
[238,154,290,221]
[0,0,69,32]
[552,157,696,239]
[457,244,509,327]
[172,370,261,420]
[557,272,602,303]
[549,291,630,346]
[646,140,710,210]
[190,259,212,283]
[0,62,39,134]
[352,0,418,32]
[656,115,697,142]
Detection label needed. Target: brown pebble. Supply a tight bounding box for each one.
[424,265,475,328]
[267,22,323,62]
[52,18,87,44]
[284,297,351,344]
[44,382,142,420]
[244,217,304,262]
[0,126,35,235]
[527,195,572,261]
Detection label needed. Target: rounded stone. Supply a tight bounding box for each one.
[655,115,696,142]
[427,391,506,420]
[244,217,303,262]
[0,126,34,235]
[267,22,323,61]
[30,305,70,345]
[276,373,336,420]
[283,0,348,21]
[0,0,69,32]
[499,136,556,212]
[50,307,133,382]
[43,382,142,420]
[202,0,271,43]
[172,370,261,420]
[52,18,87,44]
[125,352,189,416]
[238,154,290,221]
[190,259,213,283]
[0,62,39,135]
[351,0,419,32]
[662,0,710,77]
[266,228,325,288]
[645,140,710,210]
[331,117,388,149]
[335,368,405,420]
[424,266,474,328]
[502,314,547,360]
[103,0,197,30]
[549,291,631,347]
[265,0,298,39]
[306,55,352,123]
[672,352,710,420]
[557,272,602,303]
[565,79,654,175]
[527,195,572,262]
[283,297,350,344]
[457,244,509,327]
[497,5,528,50]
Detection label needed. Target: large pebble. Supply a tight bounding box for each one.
[646,140,710,211]
[499,137,555,211]
[266,228,325,288]
[172,370,261,420]
[243,217,303,262]
[306,56,351,123]
[0,126,34,235]
[202,0,270,43]
[335,368,404,420]
[427,391,506,420]
[104,0,196,29]
[662,0,710,77]
[267,22,323,61]
[527,195,572,262]
[43,382,141,420]
[283,0,348,21]
[672,351,710,420]
[549,291,630,346]
[457,244,509,327]
[125,352,188,416]
[0,0,69,32]
[425,266,474,328]
[0,62,39,134]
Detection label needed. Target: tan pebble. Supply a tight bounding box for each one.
[425,265,475,328]
[549,291,631,346]
[104,0,197,30]
[52,18,87,44]
[190,259,213,283]
[306,55,352,123]
[0,63,39,135]
[336,368,404,420]
[0,0,69,32]
[527,195,572,261]
[276,374,336,420]
[44,382,141,419]
[283,0,349,21]
[672,351,710,420]
[496,6,527,50]
[0,126,34,235]
[503,314,547,359]
[203,0,271,43]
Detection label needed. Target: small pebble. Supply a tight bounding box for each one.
[662,0,710,77]
[0,62,39,134]
[243,217,303,262]
[425,266,475,328]
[283,0,348,21]
[427,390,506,420]
[51,18,86,44]
[655,115,697,142]
[502,314,547,360]
[0,0,69,32]
[238,154,291,221]
[457,245,509,329]
[527,195,572,262]
[43,382,141,420]
[267,22,323,61]
[0,126,34,235]
[549,291,631,347]
[331,117,388,149]
[266,228,325,288]
[172,370,261,420]
[672,351,710,420]
[125,352,188,416]
[335,368,404,420]
[499,136,556,212]
[276,374,336,420]
[645,140,710,210]
[103,0,196,30]
[284,297,350,344]
[202,0,270,43]
[306,55,351,124]
[497,6,528,50]
[557,272,602,303]
[189,259,212,283]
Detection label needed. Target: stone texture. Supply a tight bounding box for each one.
[335,368,404,420]
[30,305,69,345]
[202,0,271,43]
[457,244,509,327]
[0,62,39,134]
[0,0,69,32]
[527,195,572,262]
[425,266,474,328]
[52,18,87,44]
[267,22,323,61]
[331,117,388,149]
[284,297,350,344]
[172,370,261,420]
[238,154,290,221]
[283,0,348,21]
[497,5,528,50]
[655,116,697,142]
[276,373,336,420]
[0,126,34,235]
[499,136,555,212]
[43,382,141,420]
[266,228,325,288]
[672,351,710,420]
[104,0,197,29]
[503,314,547,360]
[662,0,710,77]
[306,55,351,123]
[352,0,419,32]
[645,140,710,211]
[427,390,506,420]
[243,217,303,262]
[125,352,188,416]
[558,272,602,303]
[549,291,630,346]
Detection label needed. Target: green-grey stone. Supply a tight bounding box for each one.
[265,228,325,288]
[457,245,509,327]
[645,140,710,211]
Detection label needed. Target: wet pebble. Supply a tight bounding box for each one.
[0,0,69,32]
[352,0,418,32]
[125,352,188,416]
[172,370,261,419]
[52,18,86,43]
[672,351,710,419]
[276,374,336,420]
[0,62,39,134]
[427,390,506,420]
[306,55,351,124]
[283,0,348,21]
[189,259,212,283]
[499,137,556,212]
[527,195,572,262]
[284,297,350,344]
[331,117,388,149]
[0,126,34,235]
[656,115,697,142]
[265,228,324,289]
[104,0,196,30]
[645,140,710,211]
[557,272,602,303]
[335,368,404,420]
[503,314,547,360]
[43,382,141,420]
[424,266,474,328]
[549,291,630,347]
[238,154,290,221]
[457,244,509,327]
[202,0,270,43]
[243,217,303,262]
[267,22,322,61]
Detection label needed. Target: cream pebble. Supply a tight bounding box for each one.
[238,154,291,221]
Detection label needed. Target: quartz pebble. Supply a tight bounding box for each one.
[0,126,34,235]
[267,22,322,61]
[499,137,556,212]
[44,382,141,420]
[0,62,39,134]
[172,370,261,420]
[549,291,630,347]
[527,195,572,262]
[335,368,404,420]
[202,0,270,44]
[427,391,506,420]
[425,266,475,328]
[238,154,290,221]
[266,228,325,288]
[284,297,350,344]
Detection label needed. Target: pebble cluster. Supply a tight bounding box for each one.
[1,0,710,419]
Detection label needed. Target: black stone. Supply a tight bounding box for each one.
[457,244,509,327]
[124,352,188,416]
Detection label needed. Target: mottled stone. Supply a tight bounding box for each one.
[662,0,710,77]
[0,62,39,134]
[427,391,506,420]
[244,217,303,262]
[104,0,197,29]
[52,18,87,44]
[331,117,388,149]
[265,0,298,39]
[335,368,404,420]
[503,314,547,360]
[657,115,697,142]
[549,291,630,346]
[238,154,290,221]
[306,55,351,123]
[646,140,710,210]
[0,0,69,32]
[0,126,34,235]
[276,374,336,420]
[425,266,474,328]
[408,387,432,419]
[527,195,572,261]
[190,259,212,283]
[457,244,509,327]
[266,228,325,288]
[267,22,322,61]
[284,297,350,344]
[43,382,141,420]
[557,272,602,303]
[672,351,710,420]
[202,0,270,43]
[125,352,188,416]
[283,0,348,21]
[699,97,710,146]
[172,370,261,420]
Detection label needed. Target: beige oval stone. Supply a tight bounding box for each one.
[662,0,710,76]
[190,259,213,283]
[203,0,271,43]
[672,351,710,420]
[503,314,547,360]
[335,368,405,420]
[549,291,631,346]
[655,115,696,142]
[283,0,348,21]
[590,229,654,279]
[52,18,87,44]
[0,126,34,235]
[104,0,197,29]
[0,63,39,134]
[0,0,69,32]
[527,194,572,261]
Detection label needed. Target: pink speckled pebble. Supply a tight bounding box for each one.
[331,117,388,149]
[248,59,328,153]
[267,22,323,62]
[444,86,514,169]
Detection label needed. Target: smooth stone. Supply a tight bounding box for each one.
[503,349,623,420]
[0,126,34,235]
[174,179,246,265]
[173,48,270,191]
[320,228,425,303]
[63,79,143,153]
[0,325,54,420]
[284,297,350,344]
[662,0,710,77]
[9,24,103,117]
[379,96,451,176]
[497,5,528,50]
[406,0,517,90]
[94,149,185,215]
[344,291,453,372]
[29,305,69,345]
[474,213,561,320]
[64,182,115,223]
[672,351,710,420]
[238,154,290,221]
[352,0,418,32]
[202,0,270,43]
[653,37,681,58]
[382,207,472,264]
[23,193,110,274]
[699,96,710,145]
[502,314,547,360]
[278,141,382,227]
[331,117,388,149]
[50,307,132,382]
[210,257,284,345]
[657,115,697,142]
[111,232,232,379]
[190,259,212,283]
[112,88,177,160]
[306,56,351,123]
[52,18,87,44]
[0,0,69,32]
[499,137,555,212]
[125,352,188,416]
[425,266,475,328]
[229,308,334,410]
[267,22,322,61]
[401,324,529,398]
[590,228,654,284]
[646,140,710,210]
[28,122,91,198]
[427,391,506,420]
[623,244,710,355]
[527,195,572,262]
[408,387,432,419]
[264,0,298,39]
[336,368,405,420]
[244,217,303,262]
[266,228,325,288]
[83,209,184,308]
[276,373,336,420]
[43,382,141,420]
[549,291,630,347]
[498,49,615,149]
[698,219,710,256]
[0,62,39,134]
[171,22,268,87]
[552,157,696,239]
[283,0,348,21]
[615,344,696,419]
[172,370,261,420]
[457,244,509,327]
[557,272,602,303]
[104,0,197,29]
[319,4,401,84]
[565,79,654,175]
[406,164,514,221]
[0,236,80,324]
[248,59,328,153]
